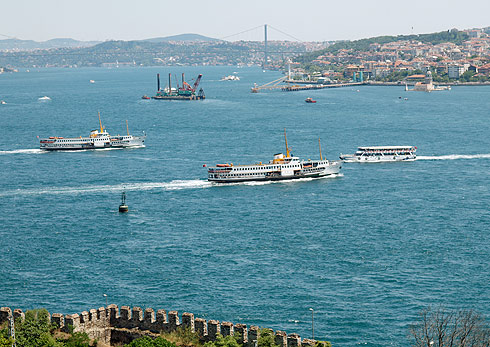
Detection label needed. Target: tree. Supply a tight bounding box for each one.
[409,307,490,347]
[257,329,279,347]
[15,309,61,347]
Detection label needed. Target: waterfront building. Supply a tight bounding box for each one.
[448,64,469,78]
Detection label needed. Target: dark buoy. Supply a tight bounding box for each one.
[119,191,129,213]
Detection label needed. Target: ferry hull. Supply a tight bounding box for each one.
[209,171,339,183]
[40,143,111,151]
[208,163,341,183]
[340,155,416,162]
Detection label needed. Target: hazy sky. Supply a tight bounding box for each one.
[2,0,490,42]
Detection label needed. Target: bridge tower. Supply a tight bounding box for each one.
[264,24,268,69]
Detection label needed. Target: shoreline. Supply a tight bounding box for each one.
[364,81,490,86]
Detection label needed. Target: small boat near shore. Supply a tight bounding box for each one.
[207,130,342,183]
[221,75,240,81]
[340,146,417,162]
[305,97,316,103]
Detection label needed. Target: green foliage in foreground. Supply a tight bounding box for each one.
[0,325,14,347]
[63,332,93,347]
[15,309,60,347]
[257,329,278,347]
[204,334,242,347]
[160,327,202,347]
[8,309,94,347]
[125,336,177,347]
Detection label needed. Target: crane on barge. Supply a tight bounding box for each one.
[152,73,205,100]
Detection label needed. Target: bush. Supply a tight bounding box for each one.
[160,328,202,347]
[0,325,14,347]
[203,334,242,347]
[125,336,177,347]
[63,332,92,347]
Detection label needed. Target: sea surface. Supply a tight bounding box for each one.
[0,67,489,347]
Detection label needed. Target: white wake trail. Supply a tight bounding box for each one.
[0,180,213,197]
[0,149,45,155]
[417,154,490,161]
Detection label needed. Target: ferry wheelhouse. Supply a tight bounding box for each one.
[339,146,417,162]
[208,131,342,183]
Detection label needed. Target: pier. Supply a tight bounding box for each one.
[281,82,365,91]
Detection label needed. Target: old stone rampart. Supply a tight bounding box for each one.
[0,305,318,347]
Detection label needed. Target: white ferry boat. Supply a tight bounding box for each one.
[39,114,145,151]
[208,132,342,183]
[339,146,417,162]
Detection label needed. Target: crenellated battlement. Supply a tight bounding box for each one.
[0,305,319,347]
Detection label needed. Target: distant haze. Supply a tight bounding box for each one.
[2,0,489,42]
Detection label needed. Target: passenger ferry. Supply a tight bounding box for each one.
[208,131,342,183]
[39,114,145,151]
[339,146,417,162]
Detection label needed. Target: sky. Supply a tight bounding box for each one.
[2,0,490,42]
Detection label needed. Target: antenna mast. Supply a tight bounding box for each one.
[126,120,129,136]
[98,111,103,133]
[264,24,268,69]
[284,128,290,157]
[319,138,323,161]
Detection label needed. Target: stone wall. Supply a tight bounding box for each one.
[0,305,317,347]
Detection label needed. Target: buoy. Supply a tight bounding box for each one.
[119,191,129,213]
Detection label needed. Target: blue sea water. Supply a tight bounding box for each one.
[0,67,489,347]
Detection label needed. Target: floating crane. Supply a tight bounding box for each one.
[152,73,205,100]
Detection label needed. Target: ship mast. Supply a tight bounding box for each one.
[98,111,103,133]
[284,128,291,158]
[126,120,129,136]
[319,138,323,161]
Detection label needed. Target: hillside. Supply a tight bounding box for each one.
[0,38,101,51]
[295,29,470,64]
[144,33,219,42]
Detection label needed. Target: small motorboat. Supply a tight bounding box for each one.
[305,97,316,103]
[38,96,51,101]
[0,100,6,105]
[141,95,151,100]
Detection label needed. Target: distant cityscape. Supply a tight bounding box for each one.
[1,27,490,83]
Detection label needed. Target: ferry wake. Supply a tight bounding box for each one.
[39,113,145,151]
[207,131,342,183]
